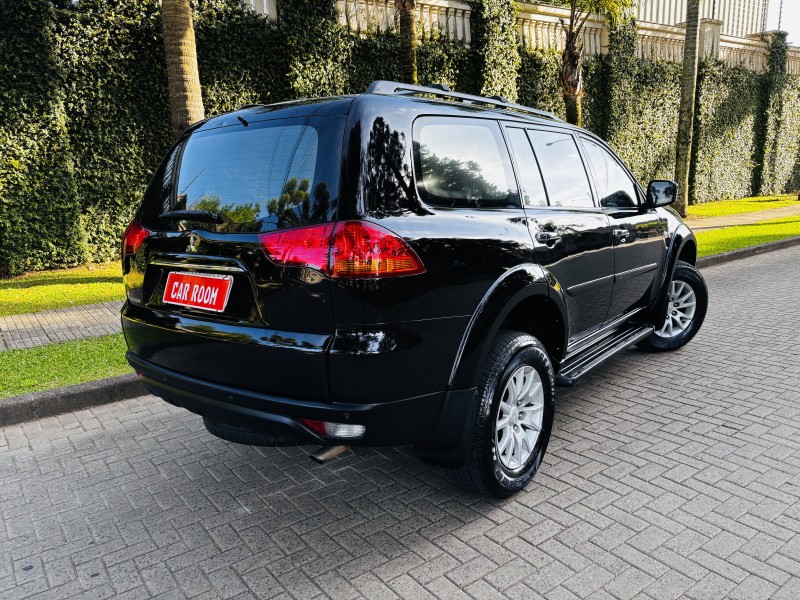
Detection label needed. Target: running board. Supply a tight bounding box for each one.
[555,325,654,387]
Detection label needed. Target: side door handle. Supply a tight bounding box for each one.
[535,231,562,244]
[613,229,630,241]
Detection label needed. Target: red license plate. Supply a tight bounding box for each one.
[163,272,233,312]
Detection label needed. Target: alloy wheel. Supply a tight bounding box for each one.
[655,280,697,339]
[495,365,545,470]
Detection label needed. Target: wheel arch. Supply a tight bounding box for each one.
[448,265,568,392]
[650,225,697,325]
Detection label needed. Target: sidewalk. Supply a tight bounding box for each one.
[3,203,800,354]
[687,202,800,230]
[0,300,123,352]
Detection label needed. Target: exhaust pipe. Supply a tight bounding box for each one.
[310,445,349,464]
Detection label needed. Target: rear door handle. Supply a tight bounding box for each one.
[535,231,562,243]
[613,229,629,241]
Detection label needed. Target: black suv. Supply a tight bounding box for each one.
[122,81,708,497]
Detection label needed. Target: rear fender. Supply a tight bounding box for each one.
[448,264,566,391]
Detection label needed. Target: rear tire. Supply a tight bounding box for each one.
[202,417,296,447]
[451,331,555,498]
[639,260,708,352]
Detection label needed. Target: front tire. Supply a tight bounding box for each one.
[451,331,555,498]
[639,260,708,352]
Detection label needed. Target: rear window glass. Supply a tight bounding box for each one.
[143,116,342,232]
[413,117,519,209]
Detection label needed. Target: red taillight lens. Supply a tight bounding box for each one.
[258,223,334,272]
[122,221,151,258]
[329,221,426,278]
[258,221,425,279]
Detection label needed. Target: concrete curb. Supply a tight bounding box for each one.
[697,235,800,269]
[2,235,798,428]
[0,374,147,427]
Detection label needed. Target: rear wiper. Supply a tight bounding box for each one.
[159,209,223,224]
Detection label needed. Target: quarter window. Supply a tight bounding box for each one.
[527,130,594,208]
[581,137,639,208]
[414,118,519,209]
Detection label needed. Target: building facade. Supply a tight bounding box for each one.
[635,0,769,39]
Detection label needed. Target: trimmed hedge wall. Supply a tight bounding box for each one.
[2,2,800,276]
[759,34,800,196]
[692,60,762,203]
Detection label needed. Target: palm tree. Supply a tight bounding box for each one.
[396,0,418,84]
[162,0,205,135]
[559,0,635,126]
[674,0,701,217]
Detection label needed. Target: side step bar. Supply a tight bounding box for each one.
[555,324,654,387]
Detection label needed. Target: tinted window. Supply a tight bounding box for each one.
[144,117,342,232]
[506,128,548,207]
[414,118,519,209]
[581,137,638,208]
[528,130,594,208]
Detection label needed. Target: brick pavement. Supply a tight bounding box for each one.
[0,301,123,352]
[1,246,800,599]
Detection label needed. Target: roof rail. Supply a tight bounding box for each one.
[365,80,561,122]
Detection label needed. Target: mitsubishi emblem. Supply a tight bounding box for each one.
[187,233,200,253]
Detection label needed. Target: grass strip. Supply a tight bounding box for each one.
[0,262,124,317]
[696,216,800,257]
[0,334,130,399]
[687,194,799,219]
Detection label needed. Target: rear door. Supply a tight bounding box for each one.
[504,125,615,343]
[579,135,666,321]
[126,114,345,400]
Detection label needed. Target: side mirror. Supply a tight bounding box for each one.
[645,180,678,209]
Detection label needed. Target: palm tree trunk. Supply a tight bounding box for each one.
[396,0,418,84]
[162,0,204,136]
[560,28,583,126]
[674,0,701,217]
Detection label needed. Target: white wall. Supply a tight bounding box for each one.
[634,0,768,38]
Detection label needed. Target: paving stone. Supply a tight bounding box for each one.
[3,248,800,599]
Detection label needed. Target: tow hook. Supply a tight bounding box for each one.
[310,445,349,464]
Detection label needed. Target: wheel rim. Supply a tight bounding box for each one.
[495,365,544,470]
[655,280,697,339]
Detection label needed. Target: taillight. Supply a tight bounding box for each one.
[258,221,425,279]
[121,221,151,258]
[329,221,426,278]
[258,223,333,272]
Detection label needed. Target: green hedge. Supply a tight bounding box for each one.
[692,60,762,203]
[2,3,800,276]
[0,0,83,277]
[469,0,520,101]
[585,25,682,183]
[759,34,800,196]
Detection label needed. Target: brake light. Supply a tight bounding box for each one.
[258,223,333,272]
[122,221,151,258]
[258,221,425,279]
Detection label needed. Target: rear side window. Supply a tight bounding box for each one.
[143,116,343,232]
[527,130,594,208]
[413,117,519,209]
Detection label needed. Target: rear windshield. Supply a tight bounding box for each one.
[141,116,343,232]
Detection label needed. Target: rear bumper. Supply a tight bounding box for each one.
[128,353,475,456]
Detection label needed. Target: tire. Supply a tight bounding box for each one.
[639,260,708,352]
[451,331,555,498]
[202,417,296,447]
